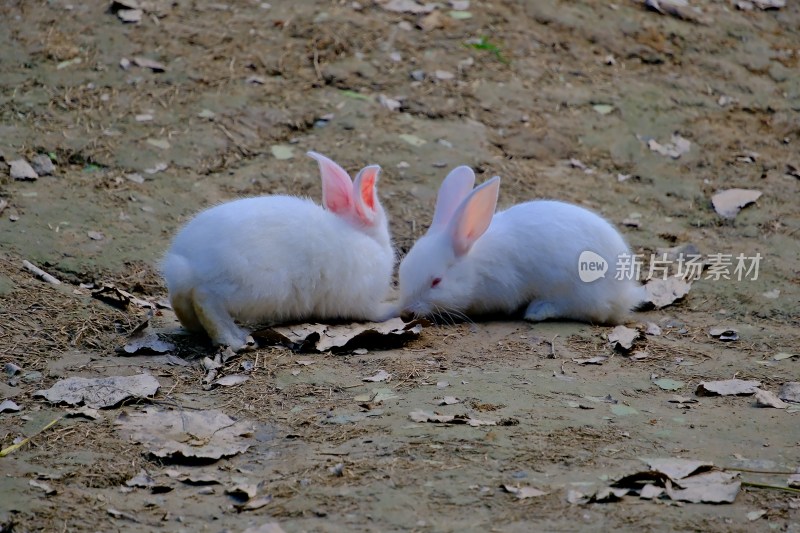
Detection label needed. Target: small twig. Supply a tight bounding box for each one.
[742,481,800,494]
[22,260,61,285]
[549,334,559,359]
[725,467,797,475]
[0,417,62,457]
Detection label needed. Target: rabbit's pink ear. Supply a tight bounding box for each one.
[353,165,381,225]
[430,166,476,230]
[449,176,500,257]
[308,151,354,215]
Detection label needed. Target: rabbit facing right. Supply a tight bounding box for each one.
[161,152,397,351]
[397,166,647,325]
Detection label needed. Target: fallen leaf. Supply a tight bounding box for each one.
[502,484,548,499]
[608,325,640,351]
[711,189,762,219]
[762,289,780,299]
[9,159,38,181]
[592,487,629,502]
[353,387,399,404]
[239,496,273,511]
[610,404,638,416]
[377,94,402,111]
[639,484,664,500]
[709,327,738,341]
[252,318,424,353]
[65,406,102,420]
[646,133,691,159]
[226,483,258,501]
[696,379,761,397]
[449,9,472,19]
[93,285,154,310]
[35,374,160,408]
[643,458,714,480]
[418,10,444,31]
[126,469,156,488]
[379,0,436,13]
[399,134,427,147]
[213,375,250,387]
[644,276,692,308]
[592,104,614,115]
[751,0,784,8]
[667,395,698,404]
[115,407,254,461]
[117,8,143,23]
[0,400,21,413]
[653,378,684,391]
[242,524,287,533]
[409,409,496,427]
[363,370,391,383]
[666,470,741,504]
[645,322,662,336]
[437,396,460,405]
[572,356,608,365]
[133,56,167,72]
[747,510,767,521]
[30,154,55,176]
[29,479,56,495]
[146,138,170,150]
[270,145,294,160]
[121,333,175,355]
[777,382,800,403]
[752,389,787,409]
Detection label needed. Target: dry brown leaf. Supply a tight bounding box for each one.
[708,327,739,341]
[363,370,391,382]
[115,407,254,461]
[132,56,167,72]
[696,379,761,397]
[35,374,160,408]
[644,276,691,308]
[252,318,424,352]
[777,382,800,403]
[711,189,762,219]
[409,409,496,427]
[502,484,548,499]
[608,325,640,351]
[753,389,787,409]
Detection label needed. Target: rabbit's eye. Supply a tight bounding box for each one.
[431,277,442,288]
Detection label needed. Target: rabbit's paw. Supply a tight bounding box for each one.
[524,300,558,322]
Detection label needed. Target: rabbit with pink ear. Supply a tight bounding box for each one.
[161,152,396,350]
[397,166,647,325]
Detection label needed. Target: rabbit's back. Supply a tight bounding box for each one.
[469,200,644,322]
[163,196,393,324]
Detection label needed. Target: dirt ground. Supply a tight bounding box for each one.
[1,0,799,531]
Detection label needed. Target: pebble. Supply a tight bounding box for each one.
[10,159,38,181]
[31,154,55,176]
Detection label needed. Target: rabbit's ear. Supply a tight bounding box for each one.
[308,151,354,215]
[448,176,500,257]
[430,166,476,230]
[353,165,381,225]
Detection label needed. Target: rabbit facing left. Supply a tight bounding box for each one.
[397,166,647,326]
[161,152,397,350]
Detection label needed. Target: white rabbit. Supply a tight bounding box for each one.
[161,152,396,350]
[397,166,647,325]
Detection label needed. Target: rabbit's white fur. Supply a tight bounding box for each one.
[162,152,395,349]
[398,167,646,325]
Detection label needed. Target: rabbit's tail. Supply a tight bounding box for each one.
[161,253,203,333]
